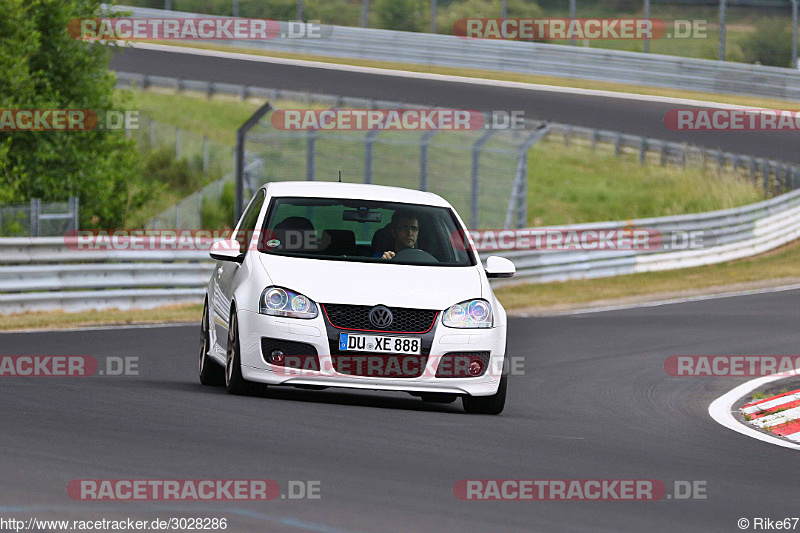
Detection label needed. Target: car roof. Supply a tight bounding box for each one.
[262,181,452,208]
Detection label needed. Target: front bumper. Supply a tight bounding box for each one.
[236,309,506,396]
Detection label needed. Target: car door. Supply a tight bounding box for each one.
[213,191,265,344]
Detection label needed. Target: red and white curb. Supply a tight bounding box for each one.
[740,389,800,442]
[709,370,800,450]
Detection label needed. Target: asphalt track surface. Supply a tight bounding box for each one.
[108,46,800,163]
[2,289,800,532]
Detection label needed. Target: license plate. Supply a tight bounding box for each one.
[339,333,421,355]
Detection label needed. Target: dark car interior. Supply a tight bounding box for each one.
[259,198,474,266]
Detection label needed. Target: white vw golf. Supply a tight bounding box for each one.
[199,181,515,414]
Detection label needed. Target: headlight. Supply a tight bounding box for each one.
[259,287,318,319]
[442,299,493,328]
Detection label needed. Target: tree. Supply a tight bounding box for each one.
[741,18,793,68]
[0,0,153,228]
[375,0,426,32]
[437,0,542,35]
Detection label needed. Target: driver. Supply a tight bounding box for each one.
[381,210,419,260]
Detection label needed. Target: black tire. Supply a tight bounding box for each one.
[199,300,225,386]
[420,393,457,403]
[462,375,507,415]
[225,309,257,395]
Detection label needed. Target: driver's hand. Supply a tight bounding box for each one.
[382,251,395,260]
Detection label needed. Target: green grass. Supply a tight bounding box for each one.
[545,27,752,62]
[536,2,767,24]
[536,2,763,61]
[119,88,765,228]
[527,140,763,225]
[0,304,203,332]
[121,89,261,146]
[117,90,269,226]
[493,238,800,311]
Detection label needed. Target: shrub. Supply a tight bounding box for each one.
[436,0,542,35]
[375,0,426,32]
[201,181,236,230]
[143,147,201,191]
[740,18,793,68]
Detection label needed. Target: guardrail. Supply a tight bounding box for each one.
[2,186,799,312]
[494,187,800,284]
[114,5,800,101]
[0,239,210,313]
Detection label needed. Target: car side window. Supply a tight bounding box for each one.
[234,191,265,255]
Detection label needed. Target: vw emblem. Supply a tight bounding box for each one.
[369,306,393,329]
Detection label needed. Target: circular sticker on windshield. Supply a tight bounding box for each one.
[266,239,280,247]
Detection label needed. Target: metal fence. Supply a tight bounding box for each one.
[122,111,238,229]
[2,185,799,312]
[495,186,800,284]
[0,198,79,237]
[148,154,262,229]
[117,72,549,230]
[244,115,548,230]
[117,72,800,234]
[131,113,234,176]
[115,5,800,101]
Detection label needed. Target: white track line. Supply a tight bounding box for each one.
[123,42,775,111]
[709,371,800,450]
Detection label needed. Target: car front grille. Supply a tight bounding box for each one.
[321,304,438,333]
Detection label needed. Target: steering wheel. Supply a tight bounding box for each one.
[393,248,438,263]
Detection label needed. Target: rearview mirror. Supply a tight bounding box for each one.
[343,209,382,223]
[210,239,244,263]
[485,256,515,279]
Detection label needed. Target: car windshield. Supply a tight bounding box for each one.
[258,197,475,267]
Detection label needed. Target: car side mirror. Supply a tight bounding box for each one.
[485,256,515,278]
[210,239,244,263]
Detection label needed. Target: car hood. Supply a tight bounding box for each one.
[259,253,482,310]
